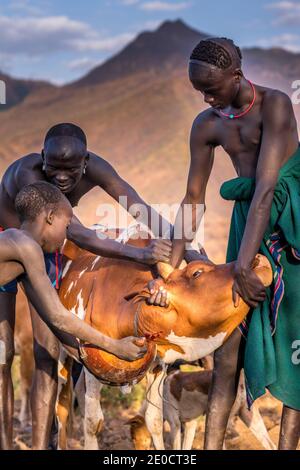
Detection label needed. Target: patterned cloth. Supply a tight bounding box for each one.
[220,145,300,410]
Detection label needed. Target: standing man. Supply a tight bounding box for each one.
[166,37,300,449]
[0,123,172,449]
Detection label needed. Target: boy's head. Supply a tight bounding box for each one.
[188,37,243,109]
[42,123,89,194]
[15,181,73,252]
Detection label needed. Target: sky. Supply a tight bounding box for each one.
[1,0,300,84]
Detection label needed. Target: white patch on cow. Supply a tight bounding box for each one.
[116,222,152,244]
[62,260,72,279]
[91,256,100,271]
[84,369,104,450]
[78,268,87,279]
[163,331,227,364]
[0,340,6,365]
[69,289,86,321]
[245,405,276,450]
[76,290,86,320]
[66,281,74,296]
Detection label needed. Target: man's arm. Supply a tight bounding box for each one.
[67,153,172,264]
[171,115,215,268]
[67,215,171,265]
[89,153,172,238]
[233,91,296,307]
[14,236,147,361]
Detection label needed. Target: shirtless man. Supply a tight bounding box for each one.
[0,181,147,449]
[151,37,300,449]
[0,123,172,449]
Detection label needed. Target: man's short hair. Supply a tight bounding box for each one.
[15,182,66,223]
[190,38,242,69]
[44,123,87,146]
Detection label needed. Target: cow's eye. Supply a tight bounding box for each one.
[193,269,203,279]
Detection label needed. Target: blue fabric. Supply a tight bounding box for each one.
[0,251,63,294]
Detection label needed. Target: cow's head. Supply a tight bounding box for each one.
[137,254,272,340]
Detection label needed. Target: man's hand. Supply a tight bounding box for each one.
[109,336,147,362]
[142,239,172,265]
[232,265,266,309]
[147,277,169,307]
[185,246,210,264]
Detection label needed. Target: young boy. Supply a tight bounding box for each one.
[153,37,300,449]
[0,181,147,449]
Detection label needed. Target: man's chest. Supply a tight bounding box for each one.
[216,114,262,157]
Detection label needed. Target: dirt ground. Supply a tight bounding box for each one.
[12,387,300,451]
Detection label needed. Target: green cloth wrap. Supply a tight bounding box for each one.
[220,145,300,409]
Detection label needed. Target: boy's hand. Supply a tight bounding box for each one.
[147,277,169,307]
[233,265,266,308]
[109,337,147,362]
[142,239,172,265]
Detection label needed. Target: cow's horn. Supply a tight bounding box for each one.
[157,262,174,281]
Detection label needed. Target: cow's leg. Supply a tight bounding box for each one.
[182,419,198,450]
[74,367,86,416]
[238,402,276,450]
[84,369,103,450]
[30,303,60,449]
[145,367,167,450]
[0,292,16,450]
[56,351,73,450]
[204,328,243,450]
[168,415,181,450]
[278,406,300,450]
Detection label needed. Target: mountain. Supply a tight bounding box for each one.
[0,19,299,262]
[0,71,54,111]
[70,20,209,88]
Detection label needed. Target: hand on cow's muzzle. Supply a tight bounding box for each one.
[143,239,172,265]
[232,265,266,309]
[147,278,169,307]
[111,336,147,362]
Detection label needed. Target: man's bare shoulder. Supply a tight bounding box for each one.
[0,229,42,258]
[4,153,41,173]
[191,108,219,145]
[10,154,44,192]
[5,229,40,249]
[88,151,110,168]
[86,151,119,183]
[2,153,42,186]
[262,88,293,113]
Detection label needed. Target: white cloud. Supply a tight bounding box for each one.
[68,57,103,72]
[257,33,300,52]
[143,19,162,29]
[266,2,300,25]
[0,14,135,56]
[8,0,47,16]
[121,0,140,5]
[140,1,190,12]
[266,2,299,10]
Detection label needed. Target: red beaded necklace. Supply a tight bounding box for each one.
[219,80,256,119]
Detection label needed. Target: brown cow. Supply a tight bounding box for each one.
[56,224,272,449]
